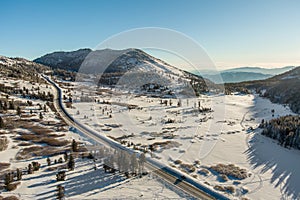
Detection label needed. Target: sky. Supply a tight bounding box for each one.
[1,0,300,69]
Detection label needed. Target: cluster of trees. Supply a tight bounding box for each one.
[0,99,19,112]
[260,115,300,149]
[103,150,146,178]
[22,90,54,102]
[3,168,22,191]
[27,161,41,174]
[0,84,53,102]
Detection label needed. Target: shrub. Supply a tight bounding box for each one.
[0,162,10,171]
[180,163,196,173]
[210,163,248,179]
[6,182,20,191]
[224,186,235,194]
[174,160,182,165]
[220,174,229,182]
[213,185,225,191]
[199,168,210,176]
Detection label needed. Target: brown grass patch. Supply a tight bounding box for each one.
[0,195,19,200]
[180,163,196,173]
[0,163,10,171]
[151,141,181,150]
[210,163,248,180]
[16,146,68,160]
[17,133,69,147]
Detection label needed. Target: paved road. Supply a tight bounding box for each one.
[44,75,230,200]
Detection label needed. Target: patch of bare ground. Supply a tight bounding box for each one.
[210,163,249,179]
[15,146,68,160]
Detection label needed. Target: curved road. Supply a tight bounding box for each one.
[43,75,230,200]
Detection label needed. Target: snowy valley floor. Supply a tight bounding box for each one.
[65,85,300,200]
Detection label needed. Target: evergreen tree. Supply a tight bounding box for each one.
[8,100,15,110]
[56,171,66,181]
[57,185,65,200]
[4,172,13,186]
[0,117,5,128]
[28,163,33,174]
[16,168,22,180]
[43,104,47,112]
[39,112,43,120]
[46,157,51,166]
[16,106,21,116]
[68,154,75,170]
[3,101,7,111]
[71,139,78,152]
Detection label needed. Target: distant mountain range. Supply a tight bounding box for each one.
[196,66,295,83]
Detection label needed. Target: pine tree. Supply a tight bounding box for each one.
[56,171,66,181]
[68,154,75,170]
[43,104,47,112]
[57,185,65,200]
[71,139,78,152]
[47,157,51,166]
[39,112,43,120]
[4,172,13,186]
[16,106,21,116]
[28,163,33,174]
[0,117,5,128]
[16,168,22,180]
[9,100,15,110]
[3,101,7,111]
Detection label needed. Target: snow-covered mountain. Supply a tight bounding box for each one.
[34,48,92,71]
[35,48,216,97]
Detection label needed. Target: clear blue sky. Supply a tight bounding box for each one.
[1,0,300,69]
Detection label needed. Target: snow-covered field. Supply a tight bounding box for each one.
[0,77,193,200]
[65,81,300,200]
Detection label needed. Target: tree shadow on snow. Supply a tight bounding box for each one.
[64,168,127,197]
[245,132,300,199]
